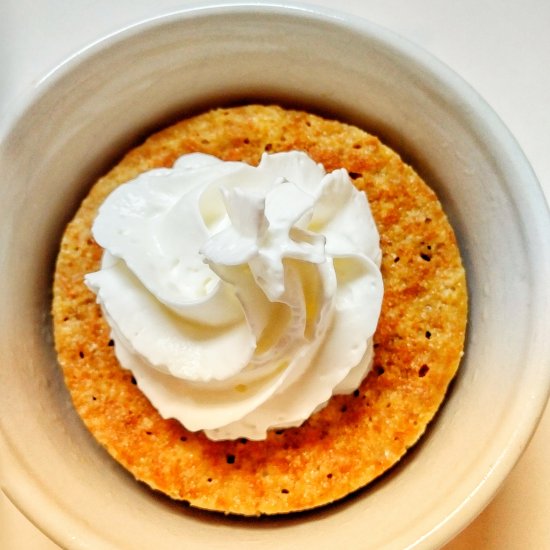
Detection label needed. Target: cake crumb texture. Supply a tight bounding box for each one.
[52,105,467,516]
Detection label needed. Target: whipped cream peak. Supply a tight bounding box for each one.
[86,150,383,440]
[202,177,327,302]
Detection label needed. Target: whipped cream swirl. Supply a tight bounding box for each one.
[86,151,383,440]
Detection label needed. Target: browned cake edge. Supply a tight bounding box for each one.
[52,105,468,516]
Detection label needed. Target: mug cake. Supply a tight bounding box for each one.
[52,104,467,515]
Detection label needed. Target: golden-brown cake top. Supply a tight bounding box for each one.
[52,104,467,515]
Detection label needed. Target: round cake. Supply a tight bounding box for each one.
[52,104,467,515]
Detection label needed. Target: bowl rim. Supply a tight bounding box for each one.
[1,2,550,549]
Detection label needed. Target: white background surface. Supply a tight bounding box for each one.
[1,0,549,548]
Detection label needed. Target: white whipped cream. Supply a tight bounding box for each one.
[86,151,383,440]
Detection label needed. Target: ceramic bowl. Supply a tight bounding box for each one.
[1,3,549,549]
